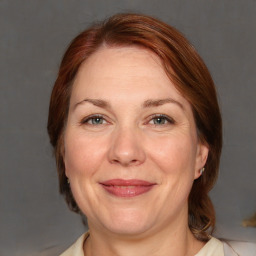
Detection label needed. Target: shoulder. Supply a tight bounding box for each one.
[222,240,256,256]
[59,232,89,256]
[196,236,256,256]
[195,237,225,256]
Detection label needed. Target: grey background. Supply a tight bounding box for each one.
[0,0,255,255]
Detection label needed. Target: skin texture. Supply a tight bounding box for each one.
[64,46,209,256]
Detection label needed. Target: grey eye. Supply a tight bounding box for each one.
[152,117,167,125]
[90,117,104,125]
[148,114,175,126]
[81,115,106,125]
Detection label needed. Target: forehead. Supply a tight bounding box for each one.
[75,46,167,84]
[70,46,189,109]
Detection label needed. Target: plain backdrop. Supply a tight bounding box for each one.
[0,0,255,255]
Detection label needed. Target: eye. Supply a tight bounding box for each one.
[148,114,175,126]
[81,115,107,125]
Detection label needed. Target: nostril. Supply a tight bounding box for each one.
[110,157,141,166]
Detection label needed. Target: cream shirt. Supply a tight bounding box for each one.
[60,233,228,256]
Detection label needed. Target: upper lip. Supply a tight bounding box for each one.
[100,179,156,186]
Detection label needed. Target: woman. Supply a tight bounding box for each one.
[47,13,236,256]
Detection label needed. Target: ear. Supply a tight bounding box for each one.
[194,141,209,180]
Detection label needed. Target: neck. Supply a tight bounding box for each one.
[84,220,205,256]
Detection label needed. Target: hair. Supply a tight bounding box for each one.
[47,13,222,241]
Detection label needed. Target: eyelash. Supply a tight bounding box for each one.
[80,114,106,125]
[148,114,175,126]
[80,114,175,126]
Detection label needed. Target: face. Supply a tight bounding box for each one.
[64,46,208,236]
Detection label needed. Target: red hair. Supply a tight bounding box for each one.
[48,13,222,241]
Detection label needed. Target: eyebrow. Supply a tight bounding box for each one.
[143,98,184,109]
[73,99,111,110]
[74,97,184,110]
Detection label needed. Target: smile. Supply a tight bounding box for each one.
[99,179,156,197]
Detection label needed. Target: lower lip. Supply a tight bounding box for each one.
[100,185,154,197]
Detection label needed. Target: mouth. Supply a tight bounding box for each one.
[99,179,156,197]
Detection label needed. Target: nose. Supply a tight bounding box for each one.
[108,127,146,166]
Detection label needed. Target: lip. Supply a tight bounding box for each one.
[99,179,156,197]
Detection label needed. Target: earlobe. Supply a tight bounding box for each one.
[194,142,209,179]
[200,167,205,175]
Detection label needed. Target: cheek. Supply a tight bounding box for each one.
[146,133,197,175]
[64,131,107,178]
[143,134,197,217]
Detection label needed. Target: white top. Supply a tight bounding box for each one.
[195,237,224,256]
[60,233,231,256]
[60,233,87,256]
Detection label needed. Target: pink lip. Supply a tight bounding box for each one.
[100,179,156,197]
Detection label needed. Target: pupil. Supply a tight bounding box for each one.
[154,117,165,124]
[92,118,102,124]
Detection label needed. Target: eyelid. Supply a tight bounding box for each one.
[80,114,108,125]
[79,113,175,126]
[147,114,176,125]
